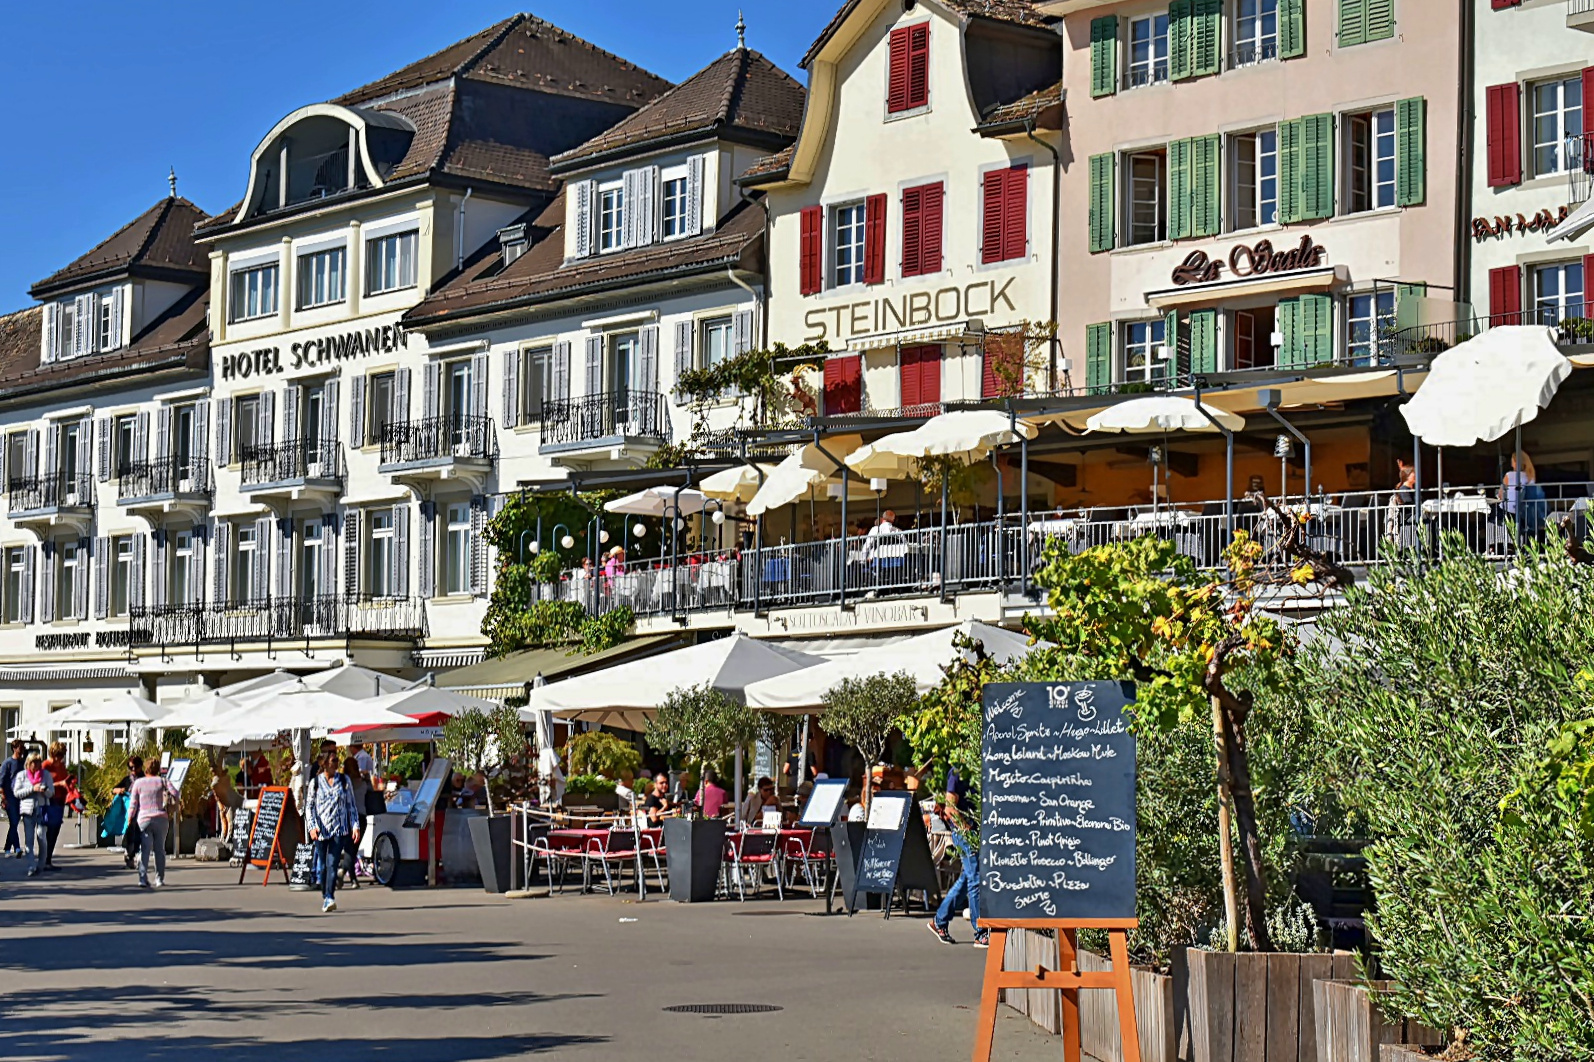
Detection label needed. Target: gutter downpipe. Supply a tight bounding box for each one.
[455,187,473,271]
[737,187,773,350]
[1454,0,1474,307]
[1024,117,1063,388]
[1193,388,1235,539]
[811,434,847,610]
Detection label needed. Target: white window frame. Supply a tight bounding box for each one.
[1534,261,1587,327]
[699,316,734,371]
[1532,76,1584,179]
[1126,151,1167,245]
[112,536,133,618]
[1231,0,1278,67]
[1346,290,1395,367]
[300,519,324,600]
[58,540,80,618]
[1127,14,1169,88]
[1347,107,1396,214]
[233,524,256,604]
[832,202,867,287]
[366,230,418,295]
[367,371,395,446]
[171,531,192,606]
[3,547,22,624]
[114,415,136,477]
[368,511,394,598]
[598,180,626,253]
[229,263,279,323]
[235,395,260,456]
[97,297,116,352]
[444,502,471,596]
[59,301,77,358]
[296,245,347,309]
[1231,128,1279,231]
[660,165,690,240]
[1123,319,1169,384]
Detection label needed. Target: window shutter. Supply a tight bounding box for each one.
[733,309,754,354]
[1188,309,1218,375]
[621,169,641,249]
[799,206,824,295]
[635,165,658,246]
[41,303,58,364]
[20,546,35,624]
[1485,83,1522,187]
[1338,0,1366,47]
[1277,118,1300,223]
[215,398,232,465]
[40,428,53,485]
[887,26,911,112]
[918,346,942,406]
[1168,138,1194,240]
[1277,298,1302,369]
[1169,0,1193,81]
[392,504,410,597]
[211,523,229,606]
[274,518,293,600]
[864,193,887,286]
[686,156,706,236]
[502,349,521,429]
[1301,293,1333,364]
[421,361,440,422]
[319,513,337,603]
[979,175,1002,265]
[1585,255,1594,316]
[282,385,300,446]
[132,413,148,465]
[192,402,209,474]
[258,389,275,447]
[1279,0,1305,56]
[583,336,604,396]
[1584,68,1594,136]
[76,416,92,488]
[1300,113,1336,220]
[1364,0,1393,41]
[94,536,109,619]
[673,320,693,405]
[251,517,270,602]
[39,542,54,624]
[349,373,366,445]
[573,180,594,258]
[1492,0,1519,7]
[1395,97,1426,207]
[470,495,488,596]
[73,294,93,357]
[417,501,436,600]
[900,347,920,408]
[1489,265,1523,324]
[1088,153,1116,253]
[906,23,930,110]
[394,367,411,426]
[904,182,943,274]
[156,407,172,463]
[1192,136,1221,237]
[76,537,91,619]
[190,526,206,609]
[1000,170,1026,262]
[129,534,145,611]
[1193,0,1222,75]
[471,351,489,422]
[151,530,166,611]
[96,417,110,482]
[108,287,125,350]
[1090,16,1118,98]
[639,325,659,392]
[1085,323,1113,394]
[553,341,571,403]
[822,356,862,415]
[321,378,339,447]
[344,511,361,599]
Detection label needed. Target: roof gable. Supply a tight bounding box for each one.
[30,198,210,297]
[802,0,1052,68]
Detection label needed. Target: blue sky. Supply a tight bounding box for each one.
[0,1,832,313]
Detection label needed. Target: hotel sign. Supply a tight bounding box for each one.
[1170,234,1327,286]
[219,323,409,380]
[802,277,1018,343]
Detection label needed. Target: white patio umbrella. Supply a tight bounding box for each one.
[362,686,500,718]
[189,683,416,747]
[844,441,921,480]
[72,691,167,726]
[874,410,1038,459]
[699,464,774,504]
[745,435,863,517]
[157,692,252,731]
[300,665,412,700]
[1085,395,1246,434]
[215,670,300,699]
[604,486,710,517]
[744,621,1036,712]
[1400,326,1569,447]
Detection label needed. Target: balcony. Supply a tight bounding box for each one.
[8,471,94,534]
[240,439,343,505]
[539,390,672,463]
[117,458,212,520]
[1391,301,1594,358]
[130,594,426,655]
[378,414,494,491]
[1569,0,1594,32]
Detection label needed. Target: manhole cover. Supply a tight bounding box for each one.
[663,1003,784,1016]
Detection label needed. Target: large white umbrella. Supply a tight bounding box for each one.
[699,464,774,504]
[362,686,500,718]
[189,684,416,747]
[744,620,1036,712]
[746,435,864,517]
[604,486,710,517]
[215,670,300,699]
[158,692,252,731]
[1085,395,1245,434]
[300,665,412,700]
[1400,326,1569,447]
[72,691,168,726]
[845,441,921,480]
[875,411,1038,458]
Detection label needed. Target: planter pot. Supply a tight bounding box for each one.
[1377,1046,1442,1062]
[663,817,726,903]
[1182,947,1359,1062]
[171,816,201,855]
[997,934,1175,1062]
[467,813,513,894]
[1314,980,1446,1062]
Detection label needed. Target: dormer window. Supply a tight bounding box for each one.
[598,181,626,253]
[661,167,690,239]
[886,22,930,114]
[44,288,124,361]
[572,156,706,259]
[97,298,116,351]
[498,224,528,266]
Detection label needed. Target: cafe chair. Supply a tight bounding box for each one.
[589,827,643,895]
[723,830,783,901]
[527,832,582,893]
[780,830,827,895]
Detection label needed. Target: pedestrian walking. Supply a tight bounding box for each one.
[928,767,987,948]
[116,756,144,870]
[306,750,361,912]
[127,760,176,888]
[11,753,52,877]
[40,741,70,870]
[0,740,25,857]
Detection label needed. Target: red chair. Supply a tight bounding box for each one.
[723,830,783,901]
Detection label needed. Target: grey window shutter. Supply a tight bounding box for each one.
[322,378,340,446]
[417,501,436,599]
[73,295,93,356]
[636,165,659,246]
[469,494,488,596]
[212,522,231,604]
[686,156,706,236]
[132,413,148,465]
[75,537,90,619]
[152,529,167,610]
[343,511,360,598]
[129,534,145,611]
[215,398,232,465]
[394,368,411,425]
[252,516,271,602]
[39,543,55,624]
[192,402,209,477]
[673,321,693,405]
[41,303,58,364]
[639,326,659,393]
[553,341,571,403]
[76,418,91,488]
[41,428,54,485]
[392,504,409,597]
[190,526,206,609]
[584,336,603,397]
[108,287,125,350]
[94,536,109,619]
[20,546,35,623]
[96,417,110,482]
[258,390,275,447]
[274,518,293,599]
[22,428,37,482]
[320,513,338,600]
[155,407,171,463]
[733,309,754,354]
[502,349,520,429]
[349,374,366,446]
[621,170,640,249]
[283,384,301,444]
[573,180,594,258]
[422,362,440,421]
[471,351,489,422]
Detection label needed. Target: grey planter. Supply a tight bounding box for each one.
[468,813,513,894]
[663,817,726,903]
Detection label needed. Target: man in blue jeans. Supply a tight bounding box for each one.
[0,741,24,857]
[928,767,987,948]
[306,750,361,913]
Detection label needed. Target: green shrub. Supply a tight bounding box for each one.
[387,751,425,781]
[820,671,917,768]
[563,731,641,780]
[578,606,634,655]
[528,550,565,584]
[565,773,618,797]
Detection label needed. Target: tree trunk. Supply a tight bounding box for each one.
[1218,700,1273,952]
[1210,696,1240,952]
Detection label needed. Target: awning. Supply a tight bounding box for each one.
[1201,369,1420,413]
[850,323,976,351]
[1145,266,1341,309]
[436,633,684,699]
[1546,196,1594,243]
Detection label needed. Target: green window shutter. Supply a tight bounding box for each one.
[1188,309,1218,375]
[1300,113,1336,220]
[1278,0,1305,57]
[1365,0,1394,41]
[1191,134,1222,237]
[1396,97,1426,206]
[1301,293,1334,365]
[1089,153,1116,253]
[1169,0,1193,81]
[1168,138,1193,240]
[1193,0,1222,76]
[1338,0,1366,47]
[1091,16,1119,97]
[1396,282,1427,330]
[1277,297,1301,369]
[1277,119,1302,223]
[1086,323,1113,393]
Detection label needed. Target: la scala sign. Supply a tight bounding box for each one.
[1171,233,1327,286]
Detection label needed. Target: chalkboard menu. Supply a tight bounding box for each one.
[979,681,1137,922]
[248,788,288,864]
[288,843,316,890]
[228,807,253,864]
[846,790,939,916]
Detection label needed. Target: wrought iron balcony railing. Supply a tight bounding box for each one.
[240,439,344,488]
[539,390,671,448]
[379,414,493,466]
[8,471,94,514]
[117,457,212,502]
[130,594,426,653]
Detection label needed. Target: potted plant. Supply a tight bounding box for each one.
[820,670,917,808]
[646,682,758,902]
[442,705,528,894]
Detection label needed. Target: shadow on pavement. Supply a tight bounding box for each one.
[0,1031,607,1062]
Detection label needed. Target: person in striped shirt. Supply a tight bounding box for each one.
[306,750,362,913]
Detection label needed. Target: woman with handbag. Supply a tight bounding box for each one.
[127,761,177,888]
[11,753,52,877]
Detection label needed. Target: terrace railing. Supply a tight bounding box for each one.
[130,594,425,654]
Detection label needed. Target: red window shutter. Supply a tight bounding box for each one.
[1583,69,1594,157]
[887,27,911,113]
[918,346,941,406]
[864,194,887,286]
[824,356,862,415]
[899,347,921,408]
[1584,254,1594,317]
[981,170,1006,265]
[901,187,923,277]
[1491,0,1519,8]
[1485,83,1522,188]
[1001,167,1028,262]
[1489,265,1523,325]
[799,206,823,296]
[906,24,930,110]
[920,182,943,273]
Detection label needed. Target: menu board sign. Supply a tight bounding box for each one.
[229,807,253,863]
[797,778,848,827]
[402,757,451,830]
[979,682,1137,922]
[854,791,915,895]
[248,788,287,865]
[288,843,316,890]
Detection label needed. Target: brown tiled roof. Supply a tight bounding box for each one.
[975,80,1064,132]
[0,307,42,383]
[0,291,208,403]
[802,0,1053,68]
[31,198,210,297]
[736,145,795,186]
[551,48,804,171]
[404,192,765,326]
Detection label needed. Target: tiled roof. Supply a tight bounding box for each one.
[736,145,795,186]
[0,307,42,382]
[802,0,1053,68]
[405,192,765,326]
[551,48,805,171]
[975,80,1064,131]
[31,198,210,297]
[0,291,208,403]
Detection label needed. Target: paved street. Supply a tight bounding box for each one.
[0,847,1057,1062]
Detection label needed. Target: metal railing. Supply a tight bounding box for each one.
[240,439,344,488]
[539,391,671,448]
[117,457,212,502]
[1570,0,1594,22]
[7,471,94,514]
[379,414,494,466]
[1391,301,1594,356]
[130,594,426,654]
[1229,38,1279,67]
[1124,62,1169,89]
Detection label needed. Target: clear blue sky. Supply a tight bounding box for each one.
[0,1,832,314]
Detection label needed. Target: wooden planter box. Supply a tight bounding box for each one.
[1313,980,1445,1062]
[1377,1046,1441,1062]
[1182,948,1358,1062]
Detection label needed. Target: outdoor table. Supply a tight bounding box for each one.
[1422,494,1492,515]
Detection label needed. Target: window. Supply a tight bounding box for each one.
[235,395,260,457]
[1534,262,1586,326]
[301,519,324,600]
[1232,307,1276,370]
[60,301,76,357]
[1232,0,1278,65]
[111,536,133,618]
[368,511,394,598]
[700,317,734,370]
[170,531,192,607]
[833,203,867,286]
[979,170,1024,265]
[886,23,930,113]
[661,171,689,239]
[609,333,638,396]
[297,246,346,309]
[598,182,625,253]
[366,231,417,295]
[367,372,395,445]
[1347,108,1396,212]
[228,263,278,322]
[97,297,117,352]
[1123,319,1169,384]
[59,421,80,483]
[1532,77,1584,178]
[3,548,23,624]
[1346,290,1395,366]
[445,360,472,420]
[1127,151,1167,245]
[57,540,79,617]
[232,524,256,603]
[114,415,136,477]
[444,502,471,596]
[1232,130,1279,230]
[5,434,25,491]
[1127,14,1169,88]
[303,387,323,461]
[521,347,554,422]
[172,405,195,480]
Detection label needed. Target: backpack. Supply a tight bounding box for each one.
[161,779,179,816]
